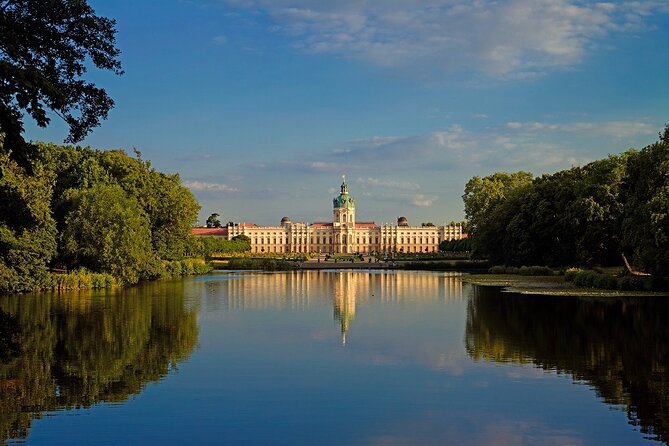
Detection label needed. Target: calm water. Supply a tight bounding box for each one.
[1,270,669,445]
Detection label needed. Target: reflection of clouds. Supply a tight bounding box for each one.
[367,417,585,446]
[506,366,550,380]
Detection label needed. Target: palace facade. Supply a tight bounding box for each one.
[193,178,465,254]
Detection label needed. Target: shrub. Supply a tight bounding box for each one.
[593,273,618,290]
[518,266,554,276]
[573,270,599,288]
[618,276,645,291]
[564,268,581,282]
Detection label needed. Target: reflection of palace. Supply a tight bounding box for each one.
[210,270,464,344]
[193,177,465,254]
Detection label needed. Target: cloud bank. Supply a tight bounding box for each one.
[226,0,669,78]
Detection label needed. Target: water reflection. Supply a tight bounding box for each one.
[466,286,669,443]
[0,281,198,444]
[207,270,464,344]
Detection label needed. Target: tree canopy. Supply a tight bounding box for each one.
[0,0,122,167]
[463,126,669,280]
[0,142,201,291]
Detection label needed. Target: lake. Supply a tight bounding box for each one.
[1,270,668,445]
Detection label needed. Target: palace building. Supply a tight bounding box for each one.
[192,177,465,254]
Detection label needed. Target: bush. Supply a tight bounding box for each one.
[161,258,213,277]
[518,266,554,276]
[564,267,581,282]
[47,269,118,291]
[573,270,599,287]
[573,270,619,290]
[488,265,519,274]
[618,276,645,291]
[593,273,618,290]
[488,265,552,275]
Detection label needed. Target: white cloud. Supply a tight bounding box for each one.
[356,177,421,191]
[225,0,669,78]
[212,34,228,45]
[412,194,437,207]
[183,180,238,192]
[506,120,656,138]
[247,159,339,172]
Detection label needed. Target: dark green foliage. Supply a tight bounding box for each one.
[0,0,122,168]
[1,142,202,291]
[41,144,201,261]
[0,150,57,292]
[400,260,490,271]
[439,238,471,252]
[464,127,669,282]
[564,268,580,282]
[206,213,222,228]
[193,236,251,256]
[618,276,645,291]
[621,127,669,276]
[161,259,212,277]
[488,265,553,276]
[463,171,533,258]
[61,184,154,284]
[571,270,643,291]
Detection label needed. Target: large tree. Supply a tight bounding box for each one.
[61,183,154,284]
[0,0,122,167]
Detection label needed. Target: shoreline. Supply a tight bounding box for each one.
[463,274,669,297]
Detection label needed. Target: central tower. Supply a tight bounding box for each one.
[333,175,355,253]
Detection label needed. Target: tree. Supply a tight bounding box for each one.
[0,148,57,292]
[206,213,222,228]
[0,0,122,167]
[61,184,155,284]
[462,171,533,258]
[462,172,534,232]
[621,126,669,276]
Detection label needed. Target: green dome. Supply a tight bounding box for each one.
[333,178,355,209]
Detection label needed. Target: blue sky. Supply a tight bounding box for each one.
[27,0,669,226]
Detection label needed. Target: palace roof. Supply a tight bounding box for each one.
[192,227,228,236]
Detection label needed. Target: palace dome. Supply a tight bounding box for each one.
[280,216,291,225]
[333,177,355,209]
[397,216,408,226]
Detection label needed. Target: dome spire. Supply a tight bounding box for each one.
[334,175,355,209]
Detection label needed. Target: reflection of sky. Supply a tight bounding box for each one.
[22,271,649,445]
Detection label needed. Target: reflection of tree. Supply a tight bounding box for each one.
[465,286,669,443]
[0,310,20,363]
[0,283,198,443]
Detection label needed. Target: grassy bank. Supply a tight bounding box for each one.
[399,259,490,272]
[464,273,669,297]
[9,258,214,293]
[221,258,298,271]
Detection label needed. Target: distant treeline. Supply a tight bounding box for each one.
[1,142,206,292]
[439,238,471,252]
[195,235,251,256]
[463,126,669,278]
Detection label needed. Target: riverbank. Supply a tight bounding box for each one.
[463,274,669,297]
